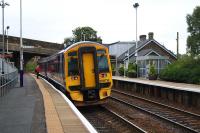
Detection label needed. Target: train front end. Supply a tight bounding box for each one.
[64,42,113,106]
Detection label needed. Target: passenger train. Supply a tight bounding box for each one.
[38,41,113,106]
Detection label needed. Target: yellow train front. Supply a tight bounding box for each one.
[39,41,113,106]
[65,41,113,106]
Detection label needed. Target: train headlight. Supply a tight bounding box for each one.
[100,73,107,78]
[71,76,78,80]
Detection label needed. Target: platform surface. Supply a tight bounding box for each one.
[33,75,90,133]
[113,76,200,93]
[0,74,46,133]
[0,74,92,133]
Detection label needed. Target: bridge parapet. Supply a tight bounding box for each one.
[0,35,63,55]
[0,42,60,55]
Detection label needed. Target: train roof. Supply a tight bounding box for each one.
[62,41,107,53]
[38,41,106,63]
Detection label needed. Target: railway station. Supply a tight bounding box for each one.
[0,62,200,132]
[1,1,200,133]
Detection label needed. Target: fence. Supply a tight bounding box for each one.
[0,58,18,96]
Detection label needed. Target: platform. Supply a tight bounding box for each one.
[0,74,46,133]
[0,73,96,133]
[113,76,200,93]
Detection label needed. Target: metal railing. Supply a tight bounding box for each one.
[0,59,18,97]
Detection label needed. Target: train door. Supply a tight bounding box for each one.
[78,46,99,90]
[82,53,96,88]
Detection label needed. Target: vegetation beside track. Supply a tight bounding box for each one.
[160,55,200,84]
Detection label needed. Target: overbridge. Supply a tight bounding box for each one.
[0,35,63,69]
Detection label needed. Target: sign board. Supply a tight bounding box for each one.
[0,54,13,58]
[23,46,34,48]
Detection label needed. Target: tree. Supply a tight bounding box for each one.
[64,37,75,47]
[186,6,200,56]
[72,27,102,43]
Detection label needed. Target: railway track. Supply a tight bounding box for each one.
[111,89,200,133]
[79,106,147,133]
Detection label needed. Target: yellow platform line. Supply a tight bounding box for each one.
[31,74,64,133]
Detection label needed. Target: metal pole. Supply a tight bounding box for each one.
[20,0,23,87]
[127,42,129,67]
[124,60,125,77]
[136,7,138,77]
[176,32,179,59]
[135,7,138,61]
[83,34,86,41]
[115,55,117,75]
[6,26,9,53]
[133,3,139,77]
[1,0,5,74]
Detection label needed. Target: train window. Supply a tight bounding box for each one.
[97,56,109,72]
[97,49,106,54]
[68,57,79,76]
[68,51,77,56]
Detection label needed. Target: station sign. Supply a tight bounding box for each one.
[0,53,13,58]
[23,46,35,48]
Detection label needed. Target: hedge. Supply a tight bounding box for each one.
[159,56,200,84]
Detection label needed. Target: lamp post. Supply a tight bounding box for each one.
[0,0,9,74]
[20,0,23,87]
[6,26,9,53]
[133,3,139,63]
[124,52,128,77]
[127,42,130,66]
[133,3,139,77]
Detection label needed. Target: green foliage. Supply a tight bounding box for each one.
[64,37,75,46]
[25,59,37,72]
[127,69,136,78]
[119,66,125,76]
[186,6,200,56]
[160,56,200,84]
[149,64,157,76]
[148,64,157,80]
[73,27,101,43]
[111,64,116,76]
[127,63,137,77]
[111,64,116,71]
[64,26,102,45]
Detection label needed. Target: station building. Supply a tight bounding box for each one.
[106,32,177,78]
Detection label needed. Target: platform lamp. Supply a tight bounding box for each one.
[20,0,24,87]
[0,0,9,74]
[133,2,139,77]
[6,26,9,53]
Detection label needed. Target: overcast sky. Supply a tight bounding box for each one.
[3,0,200,54]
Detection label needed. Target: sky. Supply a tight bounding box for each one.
[2,0,200,54]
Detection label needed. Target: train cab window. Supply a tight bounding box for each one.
[97,49,106,55]
[97,55,109,72]
[68,51,77,56]
[68,57,79,76]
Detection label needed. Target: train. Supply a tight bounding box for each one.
[38,41,113,106]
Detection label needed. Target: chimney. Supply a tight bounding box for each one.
[148,32,154,40]
[139,35,146,42]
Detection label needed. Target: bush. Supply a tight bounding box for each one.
[127,63,137,78]
[25,58,37,72]
[128,63,137,71]
[149,64,157,76]
[127,69,137,77]
[111,64,116,76]
[160,55,200,84]
[119,66,125,76]
[148,64,157,80]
